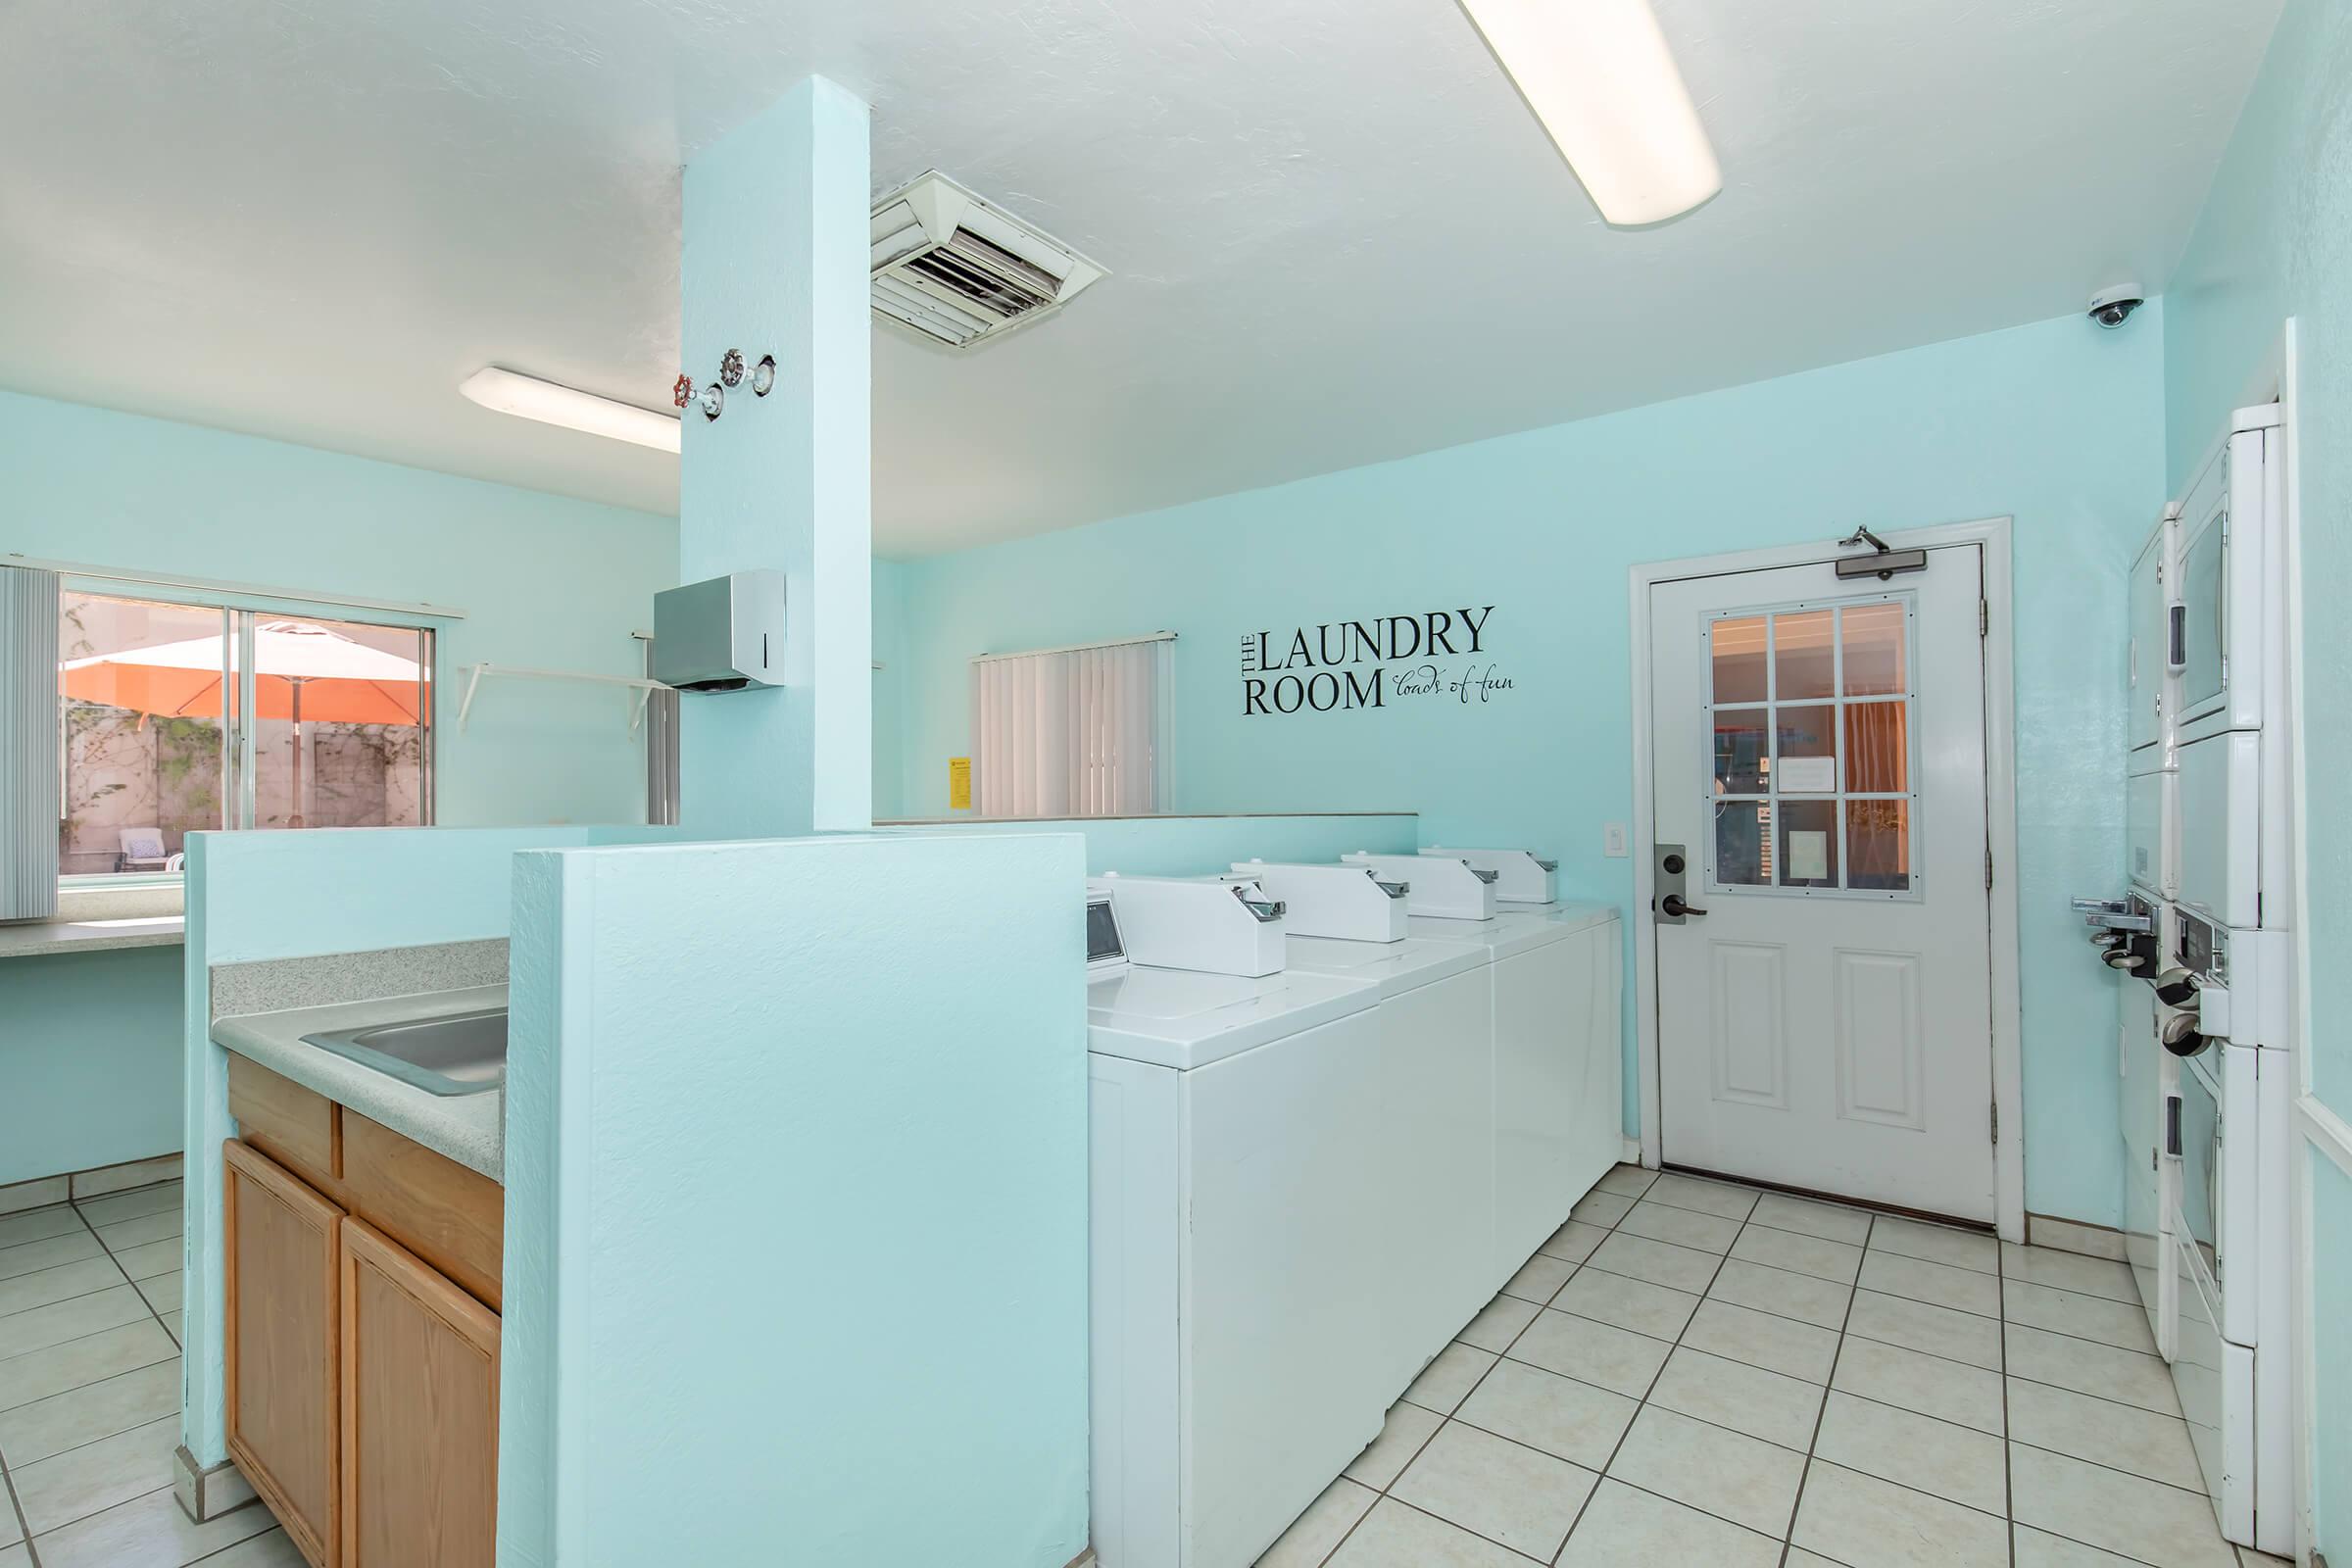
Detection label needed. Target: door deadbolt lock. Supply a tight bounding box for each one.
[1654,842,1695,925]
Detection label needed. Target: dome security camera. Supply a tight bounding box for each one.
[2089,284,2146,329]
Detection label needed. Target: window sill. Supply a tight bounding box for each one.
[56,879,186,924]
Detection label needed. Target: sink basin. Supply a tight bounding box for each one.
[303,1008,508,1097]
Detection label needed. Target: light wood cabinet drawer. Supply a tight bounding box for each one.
[228,1054,339,1186]
[340,1113,503,1311]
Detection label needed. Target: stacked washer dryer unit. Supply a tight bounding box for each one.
[2089,502,2186,1358]
[2164,404,2293,1555]
[1082,874,1388,1568]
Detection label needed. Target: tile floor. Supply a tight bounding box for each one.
[1260,1166,2293,1568]
[0,1180,300,1567]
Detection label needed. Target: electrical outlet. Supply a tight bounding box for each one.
[1602,823,1628,858]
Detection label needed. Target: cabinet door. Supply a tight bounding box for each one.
[339,1218,500,1568]
[224,1139,342,1568]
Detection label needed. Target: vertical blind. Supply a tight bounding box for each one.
[0,566,61,918]
[970,634,1172,817]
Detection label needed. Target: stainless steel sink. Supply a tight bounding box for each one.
[303,1008,508,1097]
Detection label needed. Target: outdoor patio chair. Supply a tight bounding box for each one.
[117,828,169,872]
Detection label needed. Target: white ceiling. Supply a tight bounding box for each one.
[0,0,2280,557]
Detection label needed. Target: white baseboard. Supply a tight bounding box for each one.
[1622,1136,1642,1166]
[2025,1213,2128,1262]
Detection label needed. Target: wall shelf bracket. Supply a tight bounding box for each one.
[458,662,664,734]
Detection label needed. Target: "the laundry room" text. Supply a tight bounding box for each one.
[1240,607,1507,715]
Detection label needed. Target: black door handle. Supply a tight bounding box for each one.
[1661,895,1708,918]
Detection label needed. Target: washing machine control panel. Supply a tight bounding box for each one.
[2176,909,2228,987]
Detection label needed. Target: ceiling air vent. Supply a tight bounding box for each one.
[870,172,1105,350]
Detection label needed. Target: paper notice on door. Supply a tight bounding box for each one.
[949,757,972,811]
[1788,830,1829,881]
[1777,756,1836,793]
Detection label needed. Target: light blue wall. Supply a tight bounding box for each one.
[0,947,180,1185]
[881,811,1416,876]
[2,388,675,827]
[0,389,672,1187]
[872,558,909,818]
[2161,0,2352,1549]
[500,832,1089,1567]
[889,313,2168,1229]
[676,77,872,838]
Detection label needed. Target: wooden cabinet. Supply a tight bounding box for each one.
[224,1140,343,1568]
[222,1063,502,1568]
[340,1219,500,1568]
[340,1114,504,1311]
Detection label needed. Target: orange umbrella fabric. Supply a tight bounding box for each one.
[59,621,429,724]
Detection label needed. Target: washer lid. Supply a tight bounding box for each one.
[1086,966,1376,1069]
[1406,906,1596,957]
[1285,934,1489,997]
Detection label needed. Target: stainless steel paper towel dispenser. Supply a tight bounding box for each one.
[653,570,787,691]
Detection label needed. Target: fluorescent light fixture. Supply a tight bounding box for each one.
[1457,0,1722,225]
[459,366,681,455]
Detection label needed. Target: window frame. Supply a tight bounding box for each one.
[1699,589,1922,904]
[56,576,440,887]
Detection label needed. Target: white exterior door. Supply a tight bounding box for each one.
[1649,547,1996,1222]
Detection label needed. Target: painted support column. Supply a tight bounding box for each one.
[677,76,872,837]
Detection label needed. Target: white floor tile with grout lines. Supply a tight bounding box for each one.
[0,1180,301,1566]
[5,1170,2289,1568]
[1259,1165,2281,1568]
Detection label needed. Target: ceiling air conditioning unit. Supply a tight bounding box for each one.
[869,172,1105,351]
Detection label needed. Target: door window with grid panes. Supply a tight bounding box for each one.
[1703,594,1919,899]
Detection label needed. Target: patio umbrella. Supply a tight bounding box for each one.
[60,620,429,827]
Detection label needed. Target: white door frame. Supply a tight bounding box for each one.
[1628,517,2025,1242]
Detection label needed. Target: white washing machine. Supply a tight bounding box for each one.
[2114,895,2179,1361]
[1083,891,1387,1568]
[1344,851,1498,921]
[2167,912,2294,1557]
[2099,506,2189,1364]
[2125,754,2179,903]
[1284,931,1494,1399]
[2126,505,2180,760]
[1411,904,1622,1285]
[2174,406,2285,748]
[1419,846,1560,906]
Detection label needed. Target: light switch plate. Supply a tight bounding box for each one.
[1602,822,1628,858]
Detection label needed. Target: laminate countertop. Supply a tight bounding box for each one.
[0,915,185,958]
[211,985,506,1182]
